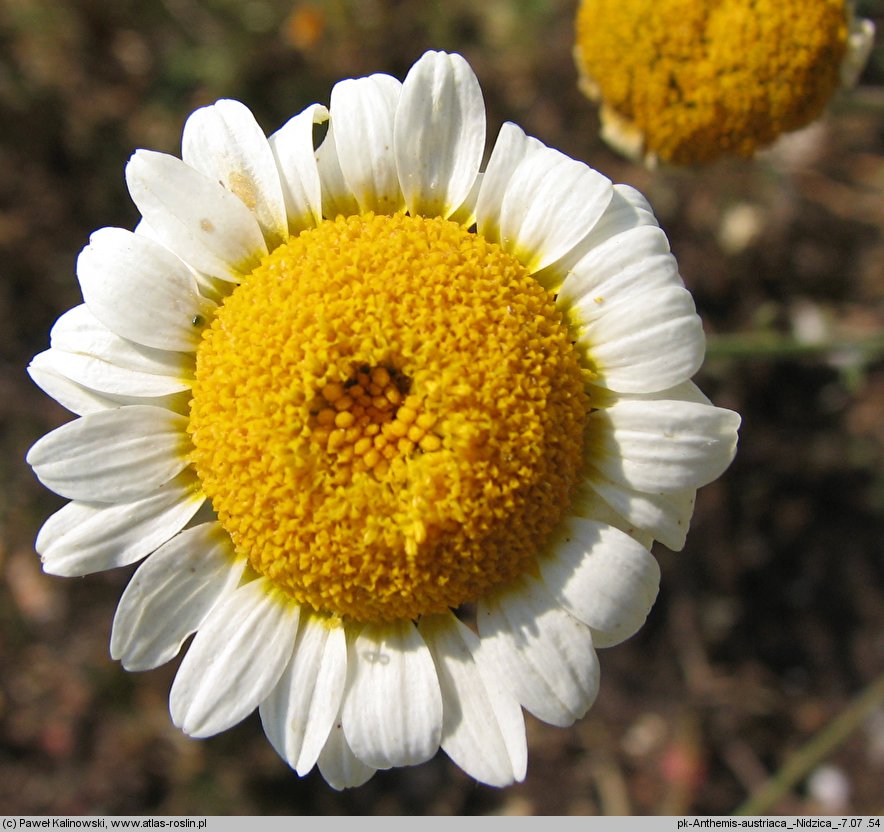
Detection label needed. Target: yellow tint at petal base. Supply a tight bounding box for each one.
[575,0,849,164]
[188,213,587,623]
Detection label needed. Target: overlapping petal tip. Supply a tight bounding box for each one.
[586,393,741,496]
[260,613,347,776]
[419,612,527,787]
[480,137,655,293]
[557,224,681,309]
[549,204,708,394]
[536,183,661,287]
[578,476,697,553]
[328,74,404,215]
[125,149,267,281]
[475,122,545,246]
[269,103,328,234]
[77,227,216,354]
[485,145,613,282]
[573,284,706,394]
[539,517,660,648]
[27,350,190,417]
[50,304,193,384]
[478,576,600,728]
[314,120,361,220]
[37,472,204,578]
[110,522,245,671]
[169,578,300,738]
[27,355,121,416]
[317,720,377,790]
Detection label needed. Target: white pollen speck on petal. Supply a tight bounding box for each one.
[341,619,442,769]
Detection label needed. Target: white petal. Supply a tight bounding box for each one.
[27,353,188,416]
[36,472,204,577]
[51,304,193,386]
[841,16,875,88]
[329,74,404,214]
[342,619,442,769]
[182,99,288,249]
[136,220,234,306]
[573,285,706,393]
[170,578,299,738]
[497,146,613,277]
[583,184,659,243]
[126,149,267,281]
[314,121,360,220]
[111,522,245,671]
[448,170,483,227]
[587,397,741,494]
[394,51,485,218]
[27,405,189,502]
[317,720,377,790]
[567,482,656,550]
[269,103,328,233]
[627,379,714,406]
[539,517,660,648]
[260,613,348,776]
[478,576,599,727]
[534,183,660,285]
[557,225,681,315]
[579,475,696,552]
[77,227,216,352]
[38,347,189,400]
[419,612,527,787]
[28,356,121,415]
[475,121,544,245]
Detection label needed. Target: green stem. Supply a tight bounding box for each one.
[734,671,884,816]
[705,332,884,362]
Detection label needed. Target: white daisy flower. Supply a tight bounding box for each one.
[26,51,740,789]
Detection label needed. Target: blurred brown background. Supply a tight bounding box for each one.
[1,0,882,816]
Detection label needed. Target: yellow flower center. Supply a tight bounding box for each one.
[574,0,849,164]
[188,212,587,623]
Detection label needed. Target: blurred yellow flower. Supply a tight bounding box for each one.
[574,0,875,165]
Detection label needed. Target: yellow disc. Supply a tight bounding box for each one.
[188,212,587,622]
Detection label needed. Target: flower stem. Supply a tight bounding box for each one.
[734,670,884,816]
[705,332,884,362]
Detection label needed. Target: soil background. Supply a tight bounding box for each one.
[1,0,882,816]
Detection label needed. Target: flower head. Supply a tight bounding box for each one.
[26,51,740,789]
[574,0,876,165]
